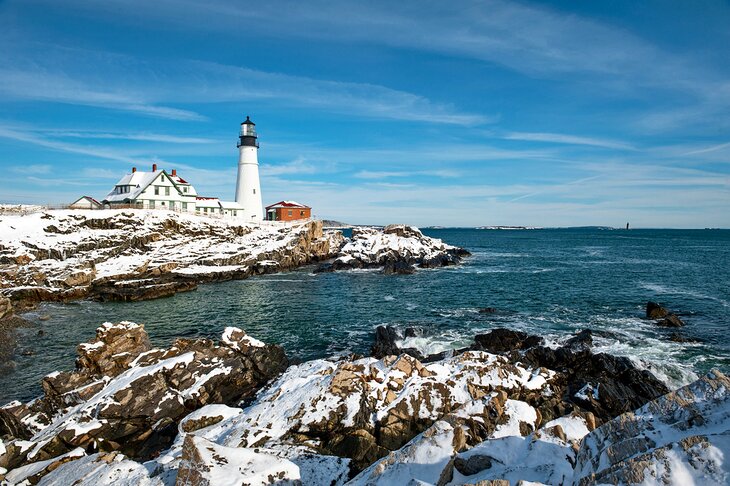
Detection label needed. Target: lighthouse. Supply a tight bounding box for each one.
[235,116,263,220]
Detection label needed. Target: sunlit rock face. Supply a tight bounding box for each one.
[315,224,470,274]
[0,210,342,306]
[0,322,287,480]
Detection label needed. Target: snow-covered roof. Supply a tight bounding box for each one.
[103,170,162,202]
[71,196,101,206]
[265,200,310,209]
[219,201,244,210]
[195,197,220,208]
[170,175,189,185]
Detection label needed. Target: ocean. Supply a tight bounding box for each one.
[2,227,729,404]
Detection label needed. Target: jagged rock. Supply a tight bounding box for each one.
[202,351,555,474]
[646,301,669,319]
[574,370,730,486]
[471,328,669,425]
[35,451,163,485]
[656,314,685,327]
[478,307,498,314]
[0,211,344,306]
[0,323,288,479]
[646,301,685,327]
[371,325,425,360]
[382,259,416,275]
[473,329,544,353]
[176,435,301,486]
[0,296,12,320]
[316,225,469,274]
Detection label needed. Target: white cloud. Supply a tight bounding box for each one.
[503,132,636,151]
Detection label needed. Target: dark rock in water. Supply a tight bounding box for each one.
[668,332,701,343]
[371,325,424,360]
[468,327,669,425]
[93,280,198,302]
[478,307,498,314]
[646,301,669,319]
[382,259,416,275]
[646,301,685,327]
[657,314,685,327]
[473,329,544,353]
[565,329,593,352]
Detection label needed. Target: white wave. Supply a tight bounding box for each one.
[641,283,730,307]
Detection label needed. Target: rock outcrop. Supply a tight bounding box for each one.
[0,210,343,307]
[646,301,685,327]
[2,323,726,486]
[0,322,287,482]
[316,225,469,274]
[372,326,669,426]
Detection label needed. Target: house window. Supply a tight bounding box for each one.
[170,201,175,210]
[165,187,170,196]
[155,186,160,195]
[300,211,305,216]
[182,202,187,210]
[288,210,293,216]
[183,187,188,193]
[253,189,256,194]
[233,210,236,216]
[204,208,208,213]
[149,200,155,209]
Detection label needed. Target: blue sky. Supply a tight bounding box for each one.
[0,0,728,227]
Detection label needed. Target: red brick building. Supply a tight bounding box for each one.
[265,201,312,221]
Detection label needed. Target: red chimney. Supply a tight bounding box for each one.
[132,167,136,173]
[172,169,177,176]
[152,163,158,172]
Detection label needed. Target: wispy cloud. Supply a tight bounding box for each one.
[680,141,730,156]
[0,44,488,126]
[47,131,218,144]
[503,132,636,151]
[9,164,53,175]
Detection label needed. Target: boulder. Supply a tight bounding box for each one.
[0,323,288,477]
[574,370,730,486]
[471,328,669,425]
[646,301,669,319]
[646,301,685,327]
[656,314,684,327]
[473,329,544,353]
[176,435,301,486]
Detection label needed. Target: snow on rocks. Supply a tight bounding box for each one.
[198,351,556,474]
[176,435,301,486]
[316,224,469,274]
[0,322,287,483]
[37,451,163,486]
[573,369,730,485]
[0,210,341,306]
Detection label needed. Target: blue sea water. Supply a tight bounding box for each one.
[2,227,729,404]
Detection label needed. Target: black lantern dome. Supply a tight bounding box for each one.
[238,115,259,148]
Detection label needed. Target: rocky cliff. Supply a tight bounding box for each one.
[1,322,726,485]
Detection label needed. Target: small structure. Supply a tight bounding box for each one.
[69,196,102,210]
[265,201,311,221]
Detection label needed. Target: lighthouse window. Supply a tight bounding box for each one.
[253,189,256,194]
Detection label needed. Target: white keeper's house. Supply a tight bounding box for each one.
[101,116,264,219]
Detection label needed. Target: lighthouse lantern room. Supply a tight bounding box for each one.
[235,115,263,219]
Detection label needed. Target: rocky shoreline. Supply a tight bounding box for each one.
[0,210,468,315]
[0,321,727,485]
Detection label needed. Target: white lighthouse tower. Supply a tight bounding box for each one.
[235,116,263,220]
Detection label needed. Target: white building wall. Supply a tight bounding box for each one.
[235,145,263,220]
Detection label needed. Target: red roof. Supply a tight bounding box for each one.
[265,200,310,209]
